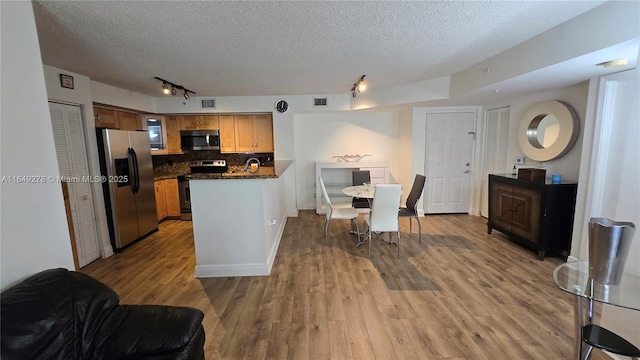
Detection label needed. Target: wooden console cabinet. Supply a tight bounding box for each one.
[487,174,577,260]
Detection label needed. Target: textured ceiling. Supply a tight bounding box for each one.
[33,1,606,98]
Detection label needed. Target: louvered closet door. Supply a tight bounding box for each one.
[49,102,100,267]
[480,107,510,217]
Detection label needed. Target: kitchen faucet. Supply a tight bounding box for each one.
[243,157,261,172]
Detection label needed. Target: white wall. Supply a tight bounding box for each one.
[43,65,113,259]
[397,108,414,205]
[573,67,640,355]
[91,81,155,113]
[190,172,289,277]
[1,1,75,289]
[483,81,589,181]
[450,1,640,96]
[293,112,399,210]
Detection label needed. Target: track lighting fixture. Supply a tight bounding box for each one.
[351,75,367,98]
[154,77,196,99]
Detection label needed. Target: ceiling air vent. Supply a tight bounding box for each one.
[201,99,216,108]
[313,97,328,107]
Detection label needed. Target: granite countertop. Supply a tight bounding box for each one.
[154,175,180,181]
[190,160,293,180]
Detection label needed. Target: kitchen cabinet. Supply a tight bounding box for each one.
[181,115,219,130]
[487,174,577,260]
[155,178,180,221]
[94,108,119,129]
[163,179,180,217]
[219,115,236,153]
[165,116,182,154]
[142,115,167,155]
[155,180,167,221]
[233,114,273,153]
[118,111,142,131]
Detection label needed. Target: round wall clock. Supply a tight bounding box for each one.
[275,100,289,113]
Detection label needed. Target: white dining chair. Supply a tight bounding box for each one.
[319,176,360,243]
[363,184,403,258]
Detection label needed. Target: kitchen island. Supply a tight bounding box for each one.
[189,160,293,277]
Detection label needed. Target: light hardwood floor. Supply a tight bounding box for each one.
[81,211,612,360]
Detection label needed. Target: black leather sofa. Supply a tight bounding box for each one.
[1,268,205,359]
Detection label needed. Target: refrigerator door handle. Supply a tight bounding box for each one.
[128,147,140,194]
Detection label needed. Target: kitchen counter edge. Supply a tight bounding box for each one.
[190,160,293,180]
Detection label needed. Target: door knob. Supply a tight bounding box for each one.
[464,170,470,173]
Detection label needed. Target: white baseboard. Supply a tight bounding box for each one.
[194,213,288,278]
[101,245,114,258]
[195,263,270,277]
[286,209,299,217]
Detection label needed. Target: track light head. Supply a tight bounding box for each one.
[350,75,367,98]
[155,77,195,100]
[357,76,367,92]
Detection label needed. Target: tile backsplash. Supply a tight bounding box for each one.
[152,151,274,177]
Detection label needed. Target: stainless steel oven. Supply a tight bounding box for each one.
[177,175,191,221]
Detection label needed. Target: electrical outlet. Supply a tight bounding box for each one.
[270,218,277,227]
[515,156,524,165]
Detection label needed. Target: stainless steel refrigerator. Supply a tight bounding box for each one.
[97,129,158,250]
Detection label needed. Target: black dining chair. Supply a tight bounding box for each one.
[352,170,371,210]
[398,174,426,243]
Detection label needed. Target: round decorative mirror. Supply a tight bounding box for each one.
[517,101,579,161]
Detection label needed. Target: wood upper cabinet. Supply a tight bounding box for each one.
[165,116,182,154]
[233,114,273,153]
[118,111,142,131]
[201,115,219,130]
[181,115,219,130]
[94,108,119,129]
[180,116,199,130]
[219,115,236,153]
[234,115,255,152]
[253,114,273,152]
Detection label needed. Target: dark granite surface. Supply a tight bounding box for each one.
[190,160,292,180]
[152,150,274,180]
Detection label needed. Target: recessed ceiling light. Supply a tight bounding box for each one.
[598,59,628,68]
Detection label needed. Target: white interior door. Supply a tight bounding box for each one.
[480,107,510,217]
[50,102,100,267]
[425,112,475,214]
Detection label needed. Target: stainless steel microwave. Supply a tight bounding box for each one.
[180,130,220,150]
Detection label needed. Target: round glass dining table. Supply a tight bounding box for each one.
[553,261,640,359]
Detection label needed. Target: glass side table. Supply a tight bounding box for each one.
[553,261,640,360]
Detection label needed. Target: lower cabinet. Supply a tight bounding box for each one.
[155,180,167,221]
[154,178,180,221]
[163,179,180,217]
[487,174,577,260]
